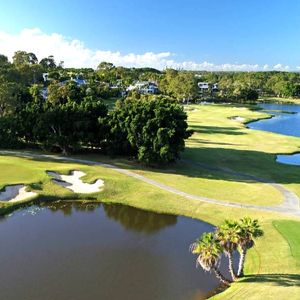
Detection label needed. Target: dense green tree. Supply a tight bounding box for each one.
[0,81,19,116]
[47,81,83,104]
[176,72,198,101]
[0,55,9,66]
[0,116,22,148]
[12,51,38,66]
[40,55,57,70]
[97,62,115,71]
[159,69,198,101]
[108,96,192,164]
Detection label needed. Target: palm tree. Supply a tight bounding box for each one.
[215,220,240,281]
[190,232,231,286]
[236,217,264,277]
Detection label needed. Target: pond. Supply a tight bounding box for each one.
[0,202,225,300]
[248,102,300,166]
[248,103,300,138]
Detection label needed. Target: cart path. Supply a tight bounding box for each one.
[182,159,300,211]
[1,150,300,218]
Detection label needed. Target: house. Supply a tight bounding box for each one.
[198,82,219,93]
[126,81,159,95]
[42,73,49,82]
[71,75,87,86]
[212,83,219,91]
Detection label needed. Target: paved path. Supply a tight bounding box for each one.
[182,159,300,210]
[1,150,300,218]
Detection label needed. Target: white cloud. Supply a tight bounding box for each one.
[263,64,269,70]
[273,63,290,71]
[0,28,293,71]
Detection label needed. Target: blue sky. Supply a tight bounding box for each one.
[1,0,300,70]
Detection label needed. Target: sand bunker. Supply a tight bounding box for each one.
[47,171,104,193]
[0,185,37,202]
[230,116,245,122]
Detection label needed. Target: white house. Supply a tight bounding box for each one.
[198,82,210,90]
[126,81,159,94]
[198,82,219,92]
[42,73,49,82]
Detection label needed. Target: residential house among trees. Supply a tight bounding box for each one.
[126,81,159,95]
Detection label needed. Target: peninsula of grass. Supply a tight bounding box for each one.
[1,103,300,299]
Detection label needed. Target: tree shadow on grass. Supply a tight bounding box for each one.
[182,146,300,185]
[188,137,245,146]
[189,125,246,135]
[242,274,300,287]
[2,146,300,186]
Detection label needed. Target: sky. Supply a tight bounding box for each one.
[0,0,300,71]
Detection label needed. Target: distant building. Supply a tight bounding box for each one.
[198,82,218,92]
[198,82,210,91]
[42,73,49,82]
[71,75,86,86]
[126,81,159,95]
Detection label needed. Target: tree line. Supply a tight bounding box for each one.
[1,50,300,162]
[0,51,191,164]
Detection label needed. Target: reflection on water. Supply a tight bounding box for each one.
[43,201,178,234]
[46,201,100,216]
[248,103,300,137]
[103,203,177,234]
[0,202,221,300]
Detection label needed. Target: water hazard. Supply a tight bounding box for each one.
[0,202,224,300]
[248,102,300,138]
[248,102,300,166]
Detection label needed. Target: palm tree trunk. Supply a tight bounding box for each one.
[228,252,237,281]
[237,248,247,277]
[212,266,231,286]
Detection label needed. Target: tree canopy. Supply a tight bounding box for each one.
[108,96,192,164]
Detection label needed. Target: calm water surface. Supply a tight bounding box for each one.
[248,103,300,137]
[248,103,300,166]
[0,202,223,300]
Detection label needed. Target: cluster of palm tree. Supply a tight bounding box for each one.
[190,217,263,286]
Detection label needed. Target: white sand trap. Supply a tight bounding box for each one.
[0,185,37,202]
[230,116,245,122]
[47,171,104,193]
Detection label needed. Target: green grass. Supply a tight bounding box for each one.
[82,104,300,206]
[273,220,300,261]
[1,103,300,299]
[183,104,300,200]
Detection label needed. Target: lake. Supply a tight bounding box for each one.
[0,202,224,300]
[248,103,300,138]
[248,102,300,166]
